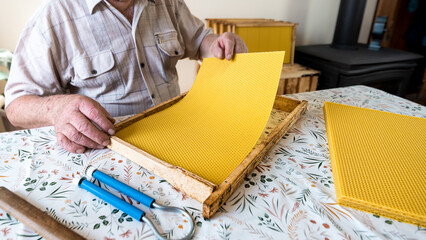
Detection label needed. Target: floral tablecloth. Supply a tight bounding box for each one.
[1,86,425,240]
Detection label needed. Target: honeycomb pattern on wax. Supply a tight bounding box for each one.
[116,52,285,185]
[323,102,426,227]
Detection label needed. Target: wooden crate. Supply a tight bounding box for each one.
[278,64,320,95]
[206,18,275,34]
[108,94,307,218]
[206,18,297,64]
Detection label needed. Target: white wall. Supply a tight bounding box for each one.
[0,0,378,92]
[0,0,44,51]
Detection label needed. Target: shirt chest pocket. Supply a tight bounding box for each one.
[71,50,123,96]
[155,31,184,70]
[74,50,115,80]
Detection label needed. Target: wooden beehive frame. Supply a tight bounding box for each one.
[205,18,298,64]
[278,63,321,95]
[108,94,307,218]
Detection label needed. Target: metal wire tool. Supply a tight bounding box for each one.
[73,165,195,240]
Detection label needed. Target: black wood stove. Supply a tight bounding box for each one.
[295,0,424,97]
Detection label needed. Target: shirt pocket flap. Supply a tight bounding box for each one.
[74,50,115,80]
[155,31,184,57]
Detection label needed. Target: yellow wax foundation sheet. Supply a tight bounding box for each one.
[323,102,426,227]
[116,52,285,185]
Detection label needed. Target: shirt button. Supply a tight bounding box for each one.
[151,94,155,99]
[140,62,145,68]
[175,50,179,55]
[91,70,97,74]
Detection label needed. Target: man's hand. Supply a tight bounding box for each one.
[50,95,115,153]
[6,94,115,153]
[200,32,248,60]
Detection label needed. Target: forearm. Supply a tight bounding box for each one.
[6,95,62,129]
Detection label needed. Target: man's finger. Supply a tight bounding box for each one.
[79,100,115,135]
[56,132,86,154]
[97,103,116,124]
[211,40,224,59]
[222,37,235,61]
[69,111,111,146]
[61,123,103,149]
[235,38,248,54]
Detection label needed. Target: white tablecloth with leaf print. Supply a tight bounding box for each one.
[1,86,425,240]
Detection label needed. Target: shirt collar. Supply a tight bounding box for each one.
[85,0,155,14]
[85,0,103,14]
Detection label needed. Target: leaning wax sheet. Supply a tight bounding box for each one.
[116,52,285,185]
[324,102,426,227]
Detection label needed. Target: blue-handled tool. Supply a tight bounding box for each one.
[75,178,145,221]
[73,165,195,240]
[86,166,155,208]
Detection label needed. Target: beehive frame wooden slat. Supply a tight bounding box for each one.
[108,93,307,218]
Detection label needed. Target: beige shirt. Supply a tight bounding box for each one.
[5,0,211,117]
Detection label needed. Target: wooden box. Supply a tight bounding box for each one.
[108,94,307,218]
[278,64,320,95]
[206,18,275,34]
[206,18,297,64]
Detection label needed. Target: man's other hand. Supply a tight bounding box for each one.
[200,32,248,60]
[210,32,248,60]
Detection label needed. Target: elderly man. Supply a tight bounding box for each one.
[5,0,247,153]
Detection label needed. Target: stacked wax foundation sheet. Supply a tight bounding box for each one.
[116,51,286,185]
[323,102,426,227]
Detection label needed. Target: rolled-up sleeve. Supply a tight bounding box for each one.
[5,21,68,108]
[175,0,212,60]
